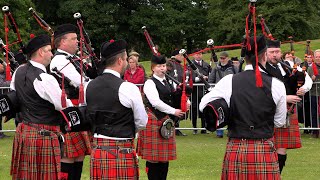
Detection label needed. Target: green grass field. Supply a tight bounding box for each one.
[1,120,320,180]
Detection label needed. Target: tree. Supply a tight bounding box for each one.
[0,0,35,52]
[207,0,320,45]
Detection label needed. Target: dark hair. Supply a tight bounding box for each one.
[282,51,291,59]
[245,49,266,64]
[54,35,65,49]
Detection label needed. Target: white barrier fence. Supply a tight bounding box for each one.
[1,82,320,132]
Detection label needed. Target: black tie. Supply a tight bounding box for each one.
[274,65,282,78]
[163,79,171,91]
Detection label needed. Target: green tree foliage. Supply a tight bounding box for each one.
[0,0,35,52]
[207,0,320,45]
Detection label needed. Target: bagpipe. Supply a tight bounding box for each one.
[73,12,99,78]
[1,6,26,80]
[207,39,219,68]
[142,26,192,112]
[28,7,54,48]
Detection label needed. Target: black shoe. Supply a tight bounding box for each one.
[193,130,198,135]
[217,135,223,138]
[201,130,209,134]
[176,130,187,136]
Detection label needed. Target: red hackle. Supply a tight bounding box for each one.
[30,33,35,39]
[5,65,11,81]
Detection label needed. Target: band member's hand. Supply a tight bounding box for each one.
[286,95,302,104]
[203,76,208,80]
[187,101,191,111]
[174,109,185,118]
[312,75,316,81]
[296,88,306,96]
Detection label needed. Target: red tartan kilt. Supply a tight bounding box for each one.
[137,110,177,161]
[11,123,62,180]
[274,113,302,149]
[63,131,92,158]
[90,138,139,180]
[221,138,280,180]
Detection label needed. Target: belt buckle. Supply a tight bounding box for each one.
[38,129,51,136]
[118,147,132,154]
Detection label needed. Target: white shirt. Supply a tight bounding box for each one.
[10,61,73,110]
[199,65,286,128]
[143,74,176,115]
[50,49,89,88]
[93,69,148,140]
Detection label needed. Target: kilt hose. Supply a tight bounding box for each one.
[11,122,63,180]
[221,138,281,180]
[90,138,139,180]
[274,113,302,149]
[63,131,92,158]
[137,110,177,161]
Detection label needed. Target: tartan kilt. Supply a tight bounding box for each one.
[137,110,177,161]
[221,138,280,180]
[63,131,92,158]
[11,122,62,180]
[274,113,302,149]
[90,138,139,180]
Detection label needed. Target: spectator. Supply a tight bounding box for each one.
[208,51,238,138]
[123,55,145,85]
[190,48,211,134]
[298,54,313,133]
[0,63,11,138]
[128,50,148,80]
[307,50,320,138]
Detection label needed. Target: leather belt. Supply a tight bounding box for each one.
[23,121,65,157]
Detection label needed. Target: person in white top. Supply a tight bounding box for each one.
[266,39,312,174]
[10,34,73,180]
[138,54,187,180]
[200,36,286,179]
[86,39,147,179]
[50,23,92,180]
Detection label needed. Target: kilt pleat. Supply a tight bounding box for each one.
[137,110,176,162]
[11,122,62,180]
[90,138,139,180]
[221,138,280,180]
[274,113,302,149]
[63,131,92,158]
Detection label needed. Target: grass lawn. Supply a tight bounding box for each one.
[1,120,320,180]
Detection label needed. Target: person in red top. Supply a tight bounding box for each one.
[124,55,145,84]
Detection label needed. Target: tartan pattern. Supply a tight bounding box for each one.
[11,122,62,180]
[63,131,92,158]
[274,113,302,149]
[221,138,281,180]
[137,110,177,161]
[90,138,139,180]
